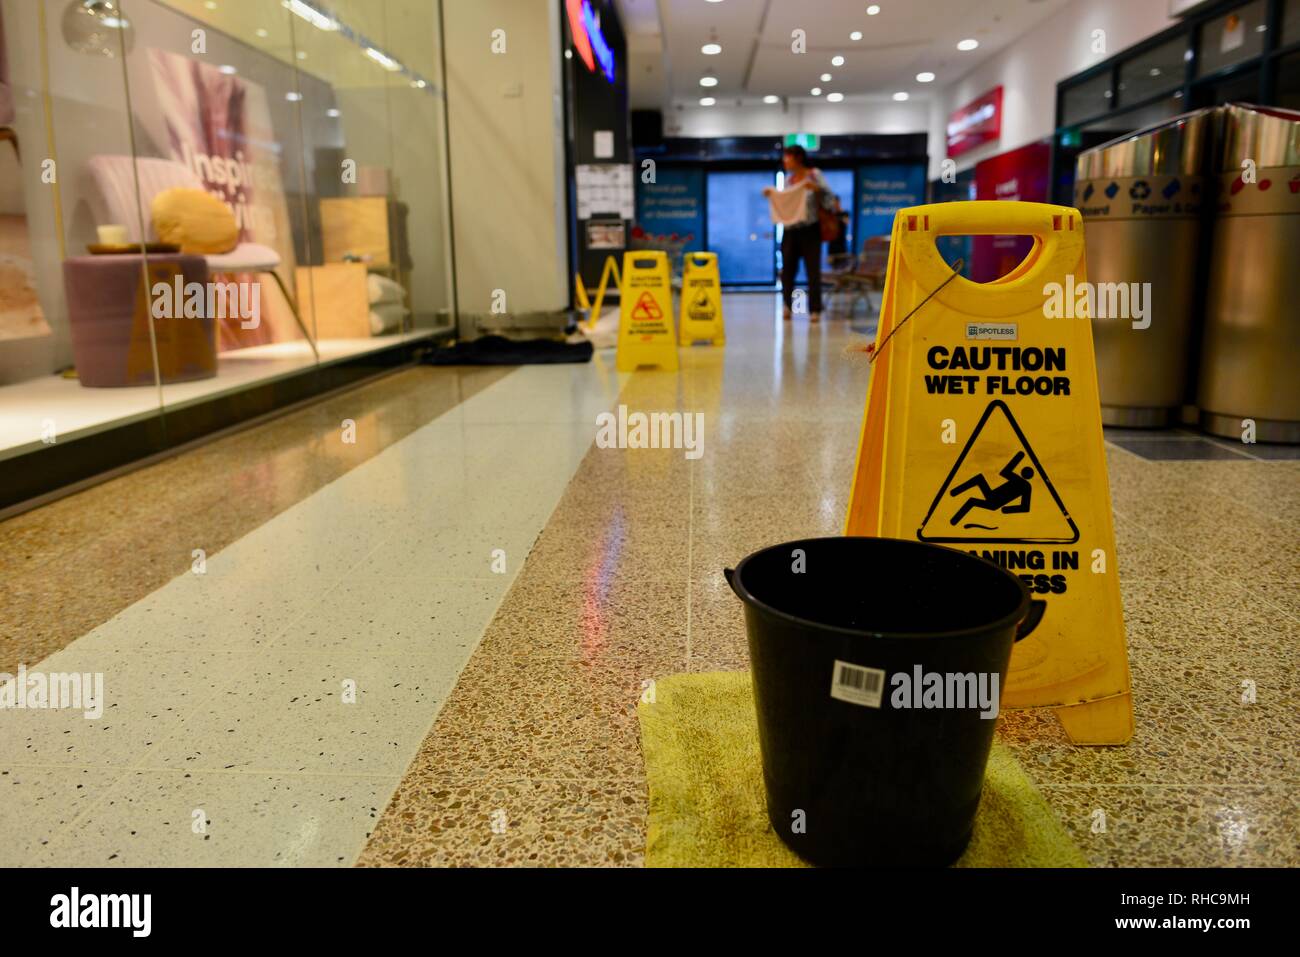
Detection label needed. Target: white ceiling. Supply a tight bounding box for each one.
[619,0,1072,110]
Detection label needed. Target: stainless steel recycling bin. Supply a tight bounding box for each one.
[1074,109,1214,427]
[1199,104,1300,444]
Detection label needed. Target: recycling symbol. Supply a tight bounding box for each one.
[1129,180,1151,200]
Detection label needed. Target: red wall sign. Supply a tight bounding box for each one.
[970,139,1051,283]
[947,86,1003,158]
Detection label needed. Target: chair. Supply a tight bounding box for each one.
[86,155,318,359]
[825,236,890,318]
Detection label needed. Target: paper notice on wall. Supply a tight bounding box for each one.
[594,130,614,159]
[1220,14,1245,53]
[576,164,633,221]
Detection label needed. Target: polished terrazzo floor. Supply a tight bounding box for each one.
[3,293,1297,867]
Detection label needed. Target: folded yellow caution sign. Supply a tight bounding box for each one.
[679,252,725,346]
[617,250,679,372]
[846,201,1133,745]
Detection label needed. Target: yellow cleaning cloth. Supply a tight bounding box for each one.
[639,671,1087,868]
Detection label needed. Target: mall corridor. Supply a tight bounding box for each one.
[1,295,1294,868]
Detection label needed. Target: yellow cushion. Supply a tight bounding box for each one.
[150,187,238,255]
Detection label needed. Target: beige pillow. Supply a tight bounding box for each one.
[150,187,238,254]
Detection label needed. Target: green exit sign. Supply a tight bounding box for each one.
[784,133,820,151]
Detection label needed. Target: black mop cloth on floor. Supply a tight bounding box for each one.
[421,336,593,366]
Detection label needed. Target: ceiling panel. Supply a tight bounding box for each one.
[628,0,1072,106]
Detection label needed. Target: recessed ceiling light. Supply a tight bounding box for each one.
[285,0,337,32]
[916,71,935,83]
[763,94,780,104]
[821,73,832,82]
[850,31,863,41]
[957,38,979,51]
[365,47,402,71]
[296,50,307,60]
[204,1,217,9]
[255,27,269,38]
[326,108,341,117]
[410,78,426,88]
[699,75,718,87]
[699,96,716,106]
[827,92,844,103]
[217,64,237,75]
[811,87,822,96]
[892,91,909,101]
[285,91,303,102]
[702,42,721,55]
[831,55,844,66]
[867,4,881,15]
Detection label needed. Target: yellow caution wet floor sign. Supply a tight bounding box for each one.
[846,201,1133,745]
[679,252,725,345]
[618,251,679,372]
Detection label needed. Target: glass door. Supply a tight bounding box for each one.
[706,170,777,285]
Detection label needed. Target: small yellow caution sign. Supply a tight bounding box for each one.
[617,251,679,372]
[679,252,725,346]
[845,201,1133,745]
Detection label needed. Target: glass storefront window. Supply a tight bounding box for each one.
[1277,50,1300,110]
[1196,0,1269,78]
[0,0,454,506]
[1118,38,1189,107]
[1283,0,1300,48]
[1061,70,1114,127]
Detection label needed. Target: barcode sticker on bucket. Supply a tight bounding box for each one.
[830,660,886,708]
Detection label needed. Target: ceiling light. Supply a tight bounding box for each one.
[821,73,832,82]
[811,87,822,96]
[295,50,307,59]
[867,4,881,15]
[364,46,402,71]
[283,0,337,32]
[763,94,779,104]
[699,96,716,106]
[702,42,721,55]
[255,27,269,38]
[326,108,341,117]
[217,64,237,75]
[699,75,718,87]
[916,71,935,82]
[204,1,217,8]
[285,91,303,102]
[827,92,844,103]
[411,78,427,88]
[831,55,844,66]
[957,38,979,51]
[850,31,863,41]
[892,91,909,101]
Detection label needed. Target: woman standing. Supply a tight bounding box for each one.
[764,145,830,323]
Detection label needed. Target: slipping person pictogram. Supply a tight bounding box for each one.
[949,451,1034,528]
[917,400,1078,545]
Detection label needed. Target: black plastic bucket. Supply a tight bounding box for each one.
[725,536,1040,867]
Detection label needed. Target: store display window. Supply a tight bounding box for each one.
[0,0,453,505]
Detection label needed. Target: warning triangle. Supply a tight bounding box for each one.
[632,291,663,321]
[917,400,1078,544]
